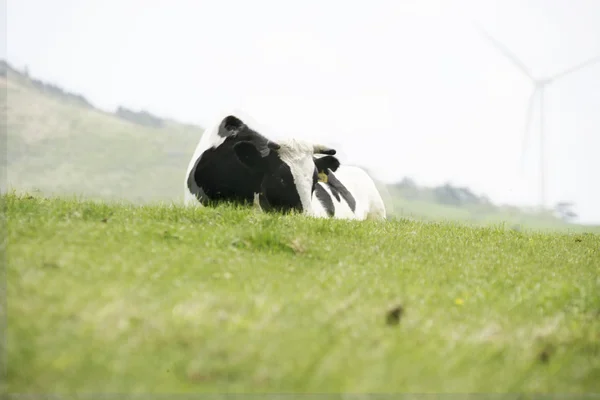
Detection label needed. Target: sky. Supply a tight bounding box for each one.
[3,0,600,223]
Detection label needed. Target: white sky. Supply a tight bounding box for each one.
[3,0,600,223]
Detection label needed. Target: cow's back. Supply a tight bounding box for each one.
[330,166,386,220]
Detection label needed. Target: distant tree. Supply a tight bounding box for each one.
[392,177,420,199]
[432,183,490,207]
[115,106,164,128]
[397,177,417,189]
[26,75,93,108]
[434,183,462,206]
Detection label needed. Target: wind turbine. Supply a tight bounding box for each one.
[474,23,600,211]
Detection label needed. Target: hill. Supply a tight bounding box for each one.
[384,179,598,233]
[5,193,600,393]
[1,60,204,204]
[2,60,597,232]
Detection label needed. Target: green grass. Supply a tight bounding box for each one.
[4,192,600,394]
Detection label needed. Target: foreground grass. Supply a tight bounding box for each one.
[4,193,600,394]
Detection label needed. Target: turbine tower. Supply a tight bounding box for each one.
[474,23,600,210]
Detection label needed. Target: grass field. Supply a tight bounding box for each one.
[5,192,600,394]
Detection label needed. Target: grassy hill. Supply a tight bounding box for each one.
[2,60,597,232]
[5,193,600,393]
[385,186,599,233]
[2,61,204,204]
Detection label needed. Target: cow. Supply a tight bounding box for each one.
[184,113,341,214]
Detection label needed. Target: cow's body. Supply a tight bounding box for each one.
[185,113,386,221]
[184,113,339,213]
[311,165,387,220]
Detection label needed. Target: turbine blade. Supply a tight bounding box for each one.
[546,54,600,83]
[520,88,538,173]
[473,22,534,80]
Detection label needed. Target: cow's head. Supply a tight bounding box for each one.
[233,138,340,214]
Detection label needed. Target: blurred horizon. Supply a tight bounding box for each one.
[3,0,600,224]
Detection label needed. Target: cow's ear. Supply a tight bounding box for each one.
[218,115,246,137]
[234,141,267,170]
[314,155,340,174]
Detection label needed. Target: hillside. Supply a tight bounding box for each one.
[5,193,600,393]
[384,180,597,232]
[2,61,204,204]
[2,60,596,231]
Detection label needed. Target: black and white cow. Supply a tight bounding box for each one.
[184,113,341,214]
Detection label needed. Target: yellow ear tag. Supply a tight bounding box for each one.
[318,172,328,183]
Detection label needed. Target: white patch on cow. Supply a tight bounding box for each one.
[275,139,318,214]
[184,116,228,206]
[310,165,387,220]
[333,165,387,220]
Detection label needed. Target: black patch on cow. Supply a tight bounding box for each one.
[320,149,337,155]
[326,172,356,212]
[186,158,209,205]
[314,184,335,217]
[314,155,340,174]
[233,141,303,213]
[191,138,263,205]
[262,163,302,213]
[189,116,274,205]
